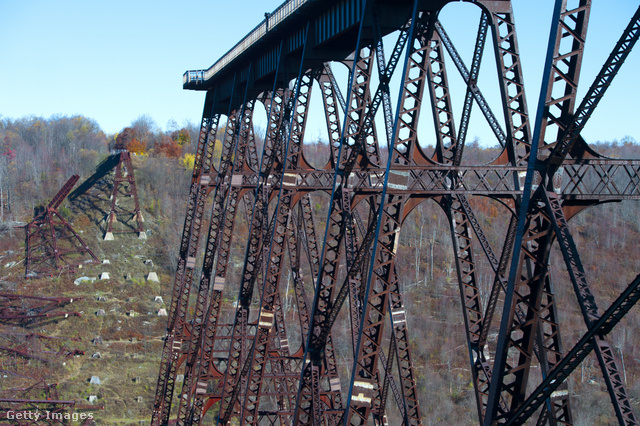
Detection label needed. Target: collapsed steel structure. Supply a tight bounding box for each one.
[25,175,97,277]
[153,0,640,424]
[0,295,81,328]
[0,302,92,424]
[0,330,83,362]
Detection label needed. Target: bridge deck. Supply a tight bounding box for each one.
[183,0,446,113]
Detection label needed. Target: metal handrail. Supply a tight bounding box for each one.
[183,0,309,85]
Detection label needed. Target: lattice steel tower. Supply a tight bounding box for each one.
[104,137,145,240]
[25,175,98,277]
[153,0,640,424]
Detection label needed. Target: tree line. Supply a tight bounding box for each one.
[0,114,199,223]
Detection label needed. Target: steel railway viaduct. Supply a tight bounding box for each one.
[152,0,640,424]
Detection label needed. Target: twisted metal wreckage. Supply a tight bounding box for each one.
[152,0,640,424]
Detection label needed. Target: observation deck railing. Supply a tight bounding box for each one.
[183,0,310,85]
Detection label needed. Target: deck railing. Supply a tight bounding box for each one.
[183,0,310,85]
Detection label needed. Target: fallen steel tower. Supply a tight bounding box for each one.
[153,0,640,424]
[25,175,97,277]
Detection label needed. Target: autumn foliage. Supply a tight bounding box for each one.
[114,127,145,154]
[111,124,191,158]
[154,136,182,158]
[153,128,190,158]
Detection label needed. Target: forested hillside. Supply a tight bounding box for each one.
[0,114,639,424]
[0,115,199,423]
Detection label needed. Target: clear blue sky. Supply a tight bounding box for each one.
[1,1,638,146]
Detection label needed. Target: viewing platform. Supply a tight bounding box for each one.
[182,0,420,113]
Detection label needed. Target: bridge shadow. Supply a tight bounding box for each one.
[68,155,119,234]
[69,155,118,201]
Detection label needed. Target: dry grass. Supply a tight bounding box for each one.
[0,212,172,425]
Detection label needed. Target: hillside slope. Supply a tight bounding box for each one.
[0,135,639,424]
